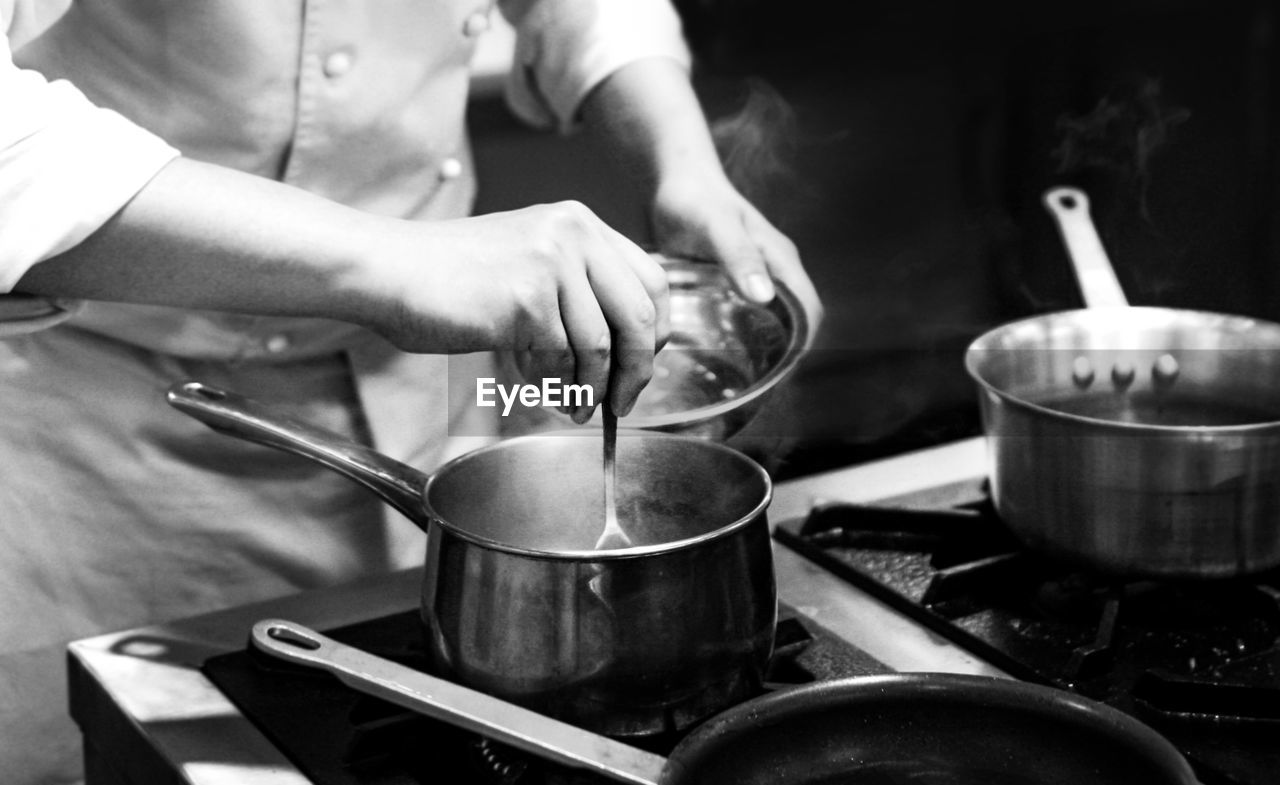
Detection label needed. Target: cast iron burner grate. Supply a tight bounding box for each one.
[772,495,1280,785]
[203,604,885,785]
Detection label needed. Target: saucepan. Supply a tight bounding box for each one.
[166,381,776,737]
[253,618,1197,785]
[965,186,1280,578]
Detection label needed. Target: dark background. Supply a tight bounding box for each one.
[469,0,1280,479]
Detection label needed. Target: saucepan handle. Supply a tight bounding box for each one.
[251,619,668,785]
[1043,186,1131,309]
[166,380,429,528]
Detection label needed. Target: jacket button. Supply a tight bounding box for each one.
[439,157,463,180]
[323,51,354,78]
[264,334,291,354]
[462,10,491,37]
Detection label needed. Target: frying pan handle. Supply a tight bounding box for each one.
[1043,187,1131,308]
[251,619,668,785]
[166,380,429,529]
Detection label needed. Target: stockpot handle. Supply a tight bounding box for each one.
[251,619,668,785]
[1043,187,1131,308]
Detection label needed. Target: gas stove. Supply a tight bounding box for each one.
[67,438,989,785]
[71,437,1275,785]
[773,491,1280,785]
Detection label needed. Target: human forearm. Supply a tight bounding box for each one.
[580,57,725,197]
[581,57,822,325]
[16,155,668,416]
[16,157,388,326]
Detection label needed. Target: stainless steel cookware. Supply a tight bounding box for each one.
[617,258,810,440]
[965,186,1280,577]
[253,619,1197,785]
[167,381,775,737]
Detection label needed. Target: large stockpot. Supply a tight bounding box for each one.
[254,619,1197,785]
[166,381,776,737]
[965,187,1280,578]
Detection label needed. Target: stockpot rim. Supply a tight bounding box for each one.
[964,305,1280,435]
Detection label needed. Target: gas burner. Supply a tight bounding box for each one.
[472,738,535,785]
[775,498,1280,785]
[463,616,831,785]
[1031,571,1113,622]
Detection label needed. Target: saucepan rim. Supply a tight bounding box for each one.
[420,428,773,561]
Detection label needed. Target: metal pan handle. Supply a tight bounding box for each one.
[251,619,668,785]
[1043,187,1131,308]
[166,381,429,529]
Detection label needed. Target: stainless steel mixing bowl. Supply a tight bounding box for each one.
[617,258,811,440]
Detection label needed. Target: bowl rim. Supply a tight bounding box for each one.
[615,259,812,431]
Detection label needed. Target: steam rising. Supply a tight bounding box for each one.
[710,78,802,221]
[1052,77,1190,218]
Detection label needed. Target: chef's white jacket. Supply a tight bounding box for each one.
[0,2,689,783]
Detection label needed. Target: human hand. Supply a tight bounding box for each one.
[648,169,823,337]
[12,159,661,421]
[363,201,669,421]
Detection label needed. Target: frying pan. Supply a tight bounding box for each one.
[965,186,1280,577]
[252,618,1197,785]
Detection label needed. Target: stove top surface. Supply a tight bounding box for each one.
[201,511,1280,785]
[202,604,885,785]
[774,497,1280,785]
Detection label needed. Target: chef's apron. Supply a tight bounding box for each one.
[1,2,504,782]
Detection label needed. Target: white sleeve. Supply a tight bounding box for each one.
[498,0,692,133]
[0,27,179,292]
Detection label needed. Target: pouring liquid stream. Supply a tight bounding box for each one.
[595,402,631,550]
